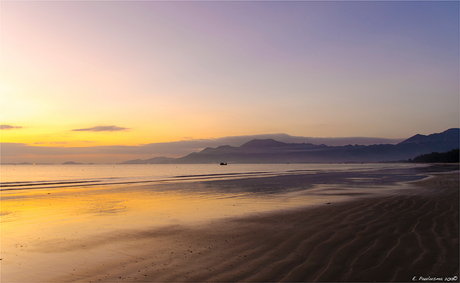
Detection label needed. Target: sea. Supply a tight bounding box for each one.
[0,163,419,191]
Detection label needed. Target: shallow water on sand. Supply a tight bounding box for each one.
[1,163,430,281]
[1,163,417,190]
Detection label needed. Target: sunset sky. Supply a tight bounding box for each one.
[1,1,459,163]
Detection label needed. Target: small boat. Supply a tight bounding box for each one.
[220,162,227,165]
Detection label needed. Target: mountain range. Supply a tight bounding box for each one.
[122,128,459,164]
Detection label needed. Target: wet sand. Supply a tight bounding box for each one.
[50,169,459,282]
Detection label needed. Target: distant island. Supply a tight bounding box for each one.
[121,128,459,164]
[62,161,83,165]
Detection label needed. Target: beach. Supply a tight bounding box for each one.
[4,1,459,282]
[1,165,458,282]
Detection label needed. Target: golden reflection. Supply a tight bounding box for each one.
[1,181,346,281]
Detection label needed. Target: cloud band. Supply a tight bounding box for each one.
[72,125,130,132]
[1,125,23,130]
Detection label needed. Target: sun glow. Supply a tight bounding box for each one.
[1,1,458,163]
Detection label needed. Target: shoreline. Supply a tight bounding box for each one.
[1,163,443,192]
[50,170,458,282]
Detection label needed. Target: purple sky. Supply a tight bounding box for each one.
[1,1,459,163]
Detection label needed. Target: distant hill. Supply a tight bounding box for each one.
[121,156,177,164]
[398,128,459,150]
[410,149,459,163]
[240,139,294,148]
[121,128,459,164]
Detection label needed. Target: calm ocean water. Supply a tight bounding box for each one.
[1,163,418,191]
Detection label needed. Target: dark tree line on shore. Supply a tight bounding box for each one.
[409,149,459,163]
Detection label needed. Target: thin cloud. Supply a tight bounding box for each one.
[1,125,23,130]
[72,125,130,132]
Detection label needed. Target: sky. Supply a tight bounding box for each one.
[1,1,459,163]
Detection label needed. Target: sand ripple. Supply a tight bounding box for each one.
[58,172,458,282]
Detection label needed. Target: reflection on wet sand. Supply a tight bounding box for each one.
[1,166,458,281]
